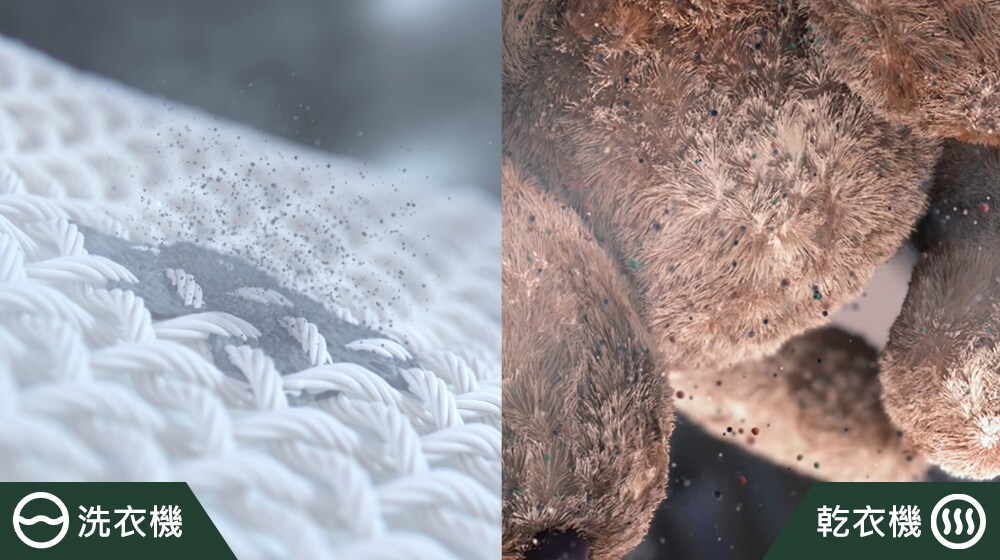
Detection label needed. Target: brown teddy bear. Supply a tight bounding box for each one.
[503,0,1000,558]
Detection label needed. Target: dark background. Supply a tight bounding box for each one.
[633,420,961,559]
[630,418,813,560]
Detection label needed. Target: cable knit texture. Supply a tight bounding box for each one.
[0,36,500,559]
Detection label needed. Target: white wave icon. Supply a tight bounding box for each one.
[17,514,67,526]
[931,494,986,550]
[939,506,976,536]
[12,491,69,549]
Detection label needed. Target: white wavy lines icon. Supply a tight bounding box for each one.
[939,506,977,536]
[15,514,67,526]
[931,494,986,550]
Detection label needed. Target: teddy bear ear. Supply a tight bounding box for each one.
[502,161,673,559]
[800,0,1000,145]
[881,141,1000,480]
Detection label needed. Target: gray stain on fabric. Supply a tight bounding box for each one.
[78,225,414,392]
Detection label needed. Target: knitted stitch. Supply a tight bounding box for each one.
[0,36,500,559]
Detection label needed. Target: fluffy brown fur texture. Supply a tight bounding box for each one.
[502,161,673,560]
[882,141,1000,479]
[503,0,765,87]
[504,0,939,372]
[801,0,1000,145]
[502,0,1000,557]
[677,326,927,481]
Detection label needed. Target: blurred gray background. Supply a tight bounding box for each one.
[0,0,500,194]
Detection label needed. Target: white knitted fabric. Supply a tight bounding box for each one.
[0,35,500,559]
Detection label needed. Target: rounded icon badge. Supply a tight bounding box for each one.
[931,493,986,550]
[12,492,69,549]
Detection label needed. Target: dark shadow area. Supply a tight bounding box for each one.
[630,416,814,560]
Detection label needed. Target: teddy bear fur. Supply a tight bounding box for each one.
[503,0,1000,557]
[801,0,1000,145]
[502,161,673,560]
[881,140,1000,479]
[504,0,938,373]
